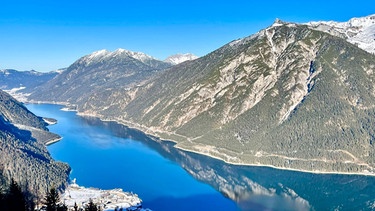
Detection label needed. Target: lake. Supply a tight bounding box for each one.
[27,104,375,211]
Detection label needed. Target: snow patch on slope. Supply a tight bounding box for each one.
[306,14,375,54]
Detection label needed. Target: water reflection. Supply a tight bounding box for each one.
[81,117,375,211]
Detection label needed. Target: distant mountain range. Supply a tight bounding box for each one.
[4,14,375,175]
[164,53,199,65]
[0,90,69,197]
[0,51,197,97]
[0,69,59,91]
[306,14,375,54]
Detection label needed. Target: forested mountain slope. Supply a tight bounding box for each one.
[0,90,70,198]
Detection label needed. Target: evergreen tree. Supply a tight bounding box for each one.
[0,186,5,211]
[6,179,27,211]
[23,181,36,210]
[74,202,79,211]
[44,187,60,211]
[57,203,68,211]
[85,198,100,211]
[0,187,3,199]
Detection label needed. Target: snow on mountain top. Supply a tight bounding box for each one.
[0,69,46,76]
[87,49,110,60]
[228,18,299,48]
[114,48,156,62]
[271,18,286,27]
[53,68,67,74]
[29,70,44,75]
[308,14,375,29]
[164,53,198,65]
[306,14,375,54]
[228,14,375,55]
[80,48,157,65]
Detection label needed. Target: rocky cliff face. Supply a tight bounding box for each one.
[0,90,70,198]
[27,18,375,174]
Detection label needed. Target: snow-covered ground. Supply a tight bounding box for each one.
[61,180,151,211]
[3,87,30,102]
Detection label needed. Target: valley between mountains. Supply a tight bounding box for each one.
[5,14,375,176]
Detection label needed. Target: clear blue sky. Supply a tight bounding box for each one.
[0,0,374,72]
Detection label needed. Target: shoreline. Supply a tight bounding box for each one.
[45,137,63,146]
[75,112,375,177]
[61,182,150,211]
[43,117,58,125]
[31,101,375,177]
[173,145,375,177]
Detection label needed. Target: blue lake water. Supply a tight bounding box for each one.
[27,104,237,210]
[27,104,375,211]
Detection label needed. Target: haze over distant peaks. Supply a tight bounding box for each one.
[306,14,375,54]
[164,53,199,65]
[0,69,58,94]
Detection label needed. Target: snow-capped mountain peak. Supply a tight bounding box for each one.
[306,14,375,54]
[271,18,286,27]
[87,49,109,60]
[113,48,156,63]
[79,49,157,66]
[164,53,199,65]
